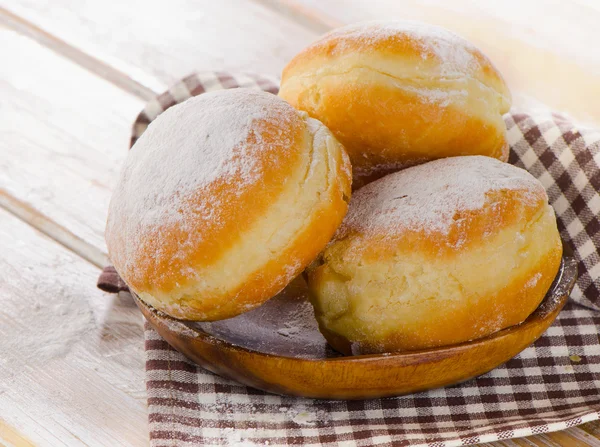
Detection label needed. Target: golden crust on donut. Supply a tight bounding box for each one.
[307,156,562,355]
[106,89,351,320]
[279,21,512,187]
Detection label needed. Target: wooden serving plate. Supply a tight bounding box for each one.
[135,254,577,400]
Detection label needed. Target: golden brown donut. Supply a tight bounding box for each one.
[307,156,562,355]
[279,20,512,187]
[106,88,352,321]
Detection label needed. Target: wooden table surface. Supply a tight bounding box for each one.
[0,1,598,445]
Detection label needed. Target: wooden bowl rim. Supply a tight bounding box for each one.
[134,253,578,365]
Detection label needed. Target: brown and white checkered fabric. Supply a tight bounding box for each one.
[127,72,600,446]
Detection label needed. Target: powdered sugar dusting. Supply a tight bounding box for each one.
[525,272,543,289]
[403,85,469,107]
[341,156,546,238]
[321,20,481,76]
[107,89,297,269]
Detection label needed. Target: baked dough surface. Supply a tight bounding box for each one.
[106,89,352,320]
[307,156,562,354]
[279,20,512,187]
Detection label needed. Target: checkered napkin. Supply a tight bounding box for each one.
[101,72,600,446]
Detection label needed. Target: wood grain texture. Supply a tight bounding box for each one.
[487,429,600,447]
[0,28,147,444]
[253,0,335,33]
[1,0,318,95]
[0,26,143,256]
[0,190,108,268]
[135,254,575,399]
[284,0,600,127]
[0,6,155,100]
[581,421,600,439]
[480,429,600,447]
[0,419,36,447]
[0,209,146,447]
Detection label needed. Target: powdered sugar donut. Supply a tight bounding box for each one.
[279,21,512,187]
[106,88,352,321]
[307,156,562,355]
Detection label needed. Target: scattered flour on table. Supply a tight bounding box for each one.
[339,155,544,238]
[201,401,328,445]
[0,276,95,366]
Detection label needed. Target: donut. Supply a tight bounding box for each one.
[106,88,352,320]
[307,156,562,355]
[278,20,512,187]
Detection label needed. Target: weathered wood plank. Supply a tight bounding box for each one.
[253,0,336,33]
[0,26,143,257]
[581,421,600,439]
[0,208,146,446]
[0,6,155,100]
[477,424,600,446]
[0,190,108,268]
[1,0,318,95]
